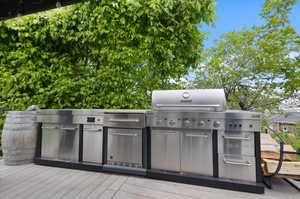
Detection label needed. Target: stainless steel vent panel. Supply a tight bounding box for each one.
[152,89,226,112]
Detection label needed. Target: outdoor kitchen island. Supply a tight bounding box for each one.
[34,89,265,194]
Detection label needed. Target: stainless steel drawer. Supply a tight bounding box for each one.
[218,154,256,182]
[218,132,255,156]
[107,128,142,167]
[104,114,145,128]
[83,125,103,163]
[181,130,213,176]
[151,130,180,172]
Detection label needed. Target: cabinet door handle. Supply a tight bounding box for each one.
[186,134,209,138]
[42,126,59,129]
[223,135,250,140]
[223,159,252,166]
[61,127,77,131]
[84,129,102,132]
[111,133,138,137]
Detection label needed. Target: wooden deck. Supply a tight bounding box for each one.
[0,160,299,199]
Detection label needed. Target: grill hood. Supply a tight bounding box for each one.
[151,89,226,112]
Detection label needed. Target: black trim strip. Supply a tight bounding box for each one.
[254,131,262,183]
[148,169,264,194]
[212,129,218,178]
[78,124,83,162]
[102,127,108,164]
[35,123,42,158]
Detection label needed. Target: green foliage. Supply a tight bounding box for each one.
[275,131,300,161]
[0,0,215,153]
[192,0,300,112]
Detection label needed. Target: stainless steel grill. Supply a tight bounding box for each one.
[149,89,226,176]
[149,89,261,183]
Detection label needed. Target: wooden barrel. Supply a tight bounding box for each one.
[1,111,37,165]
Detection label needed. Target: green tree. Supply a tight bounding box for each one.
[192,0,300,111]
[0,0,216,153]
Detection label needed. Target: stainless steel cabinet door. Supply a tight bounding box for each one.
[151,130,180,171]
[107,128,142,165]
[58,126,79,162]
[181,130,213,176]
[83,126,103,163]
[41,124,60,160]
[218,154,256,182]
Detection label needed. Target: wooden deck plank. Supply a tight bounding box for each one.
[98,190,117,199]
[112,190,153,199]
[0,165,62,194]
[107,176,128,191]
[2,167,71,199]
[21,169,94,199]
[120,183,195,199]
[63,173,109,199]
[85,176,121,199]
[1,160,300,199]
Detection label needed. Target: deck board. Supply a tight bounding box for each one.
[0,160,299,199]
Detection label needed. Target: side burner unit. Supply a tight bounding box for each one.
[218,110,262,182]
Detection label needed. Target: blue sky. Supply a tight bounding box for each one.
[203,0,300,48]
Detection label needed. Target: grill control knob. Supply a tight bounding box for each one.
[156,120,162,125]
[213,121,221,128]
[183,119,191,126]
[198,121,205,126]
[169,120,176,126]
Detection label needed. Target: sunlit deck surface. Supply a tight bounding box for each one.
[0,160,299,199]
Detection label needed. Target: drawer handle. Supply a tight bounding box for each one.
[42,126,59,129]
[84,129,102,132]
[223,159,252,166]
[111,133,138,137]
[223,135,250,140]
[61,127,77,131]
[186,134,209,138]
[109,119,140,123]
[152,132,177,135]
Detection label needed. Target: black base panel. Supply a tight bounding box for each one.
[34,158,147,176]
[103,164,147,176]
[34,158,103,173]
[147,169,265,194]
